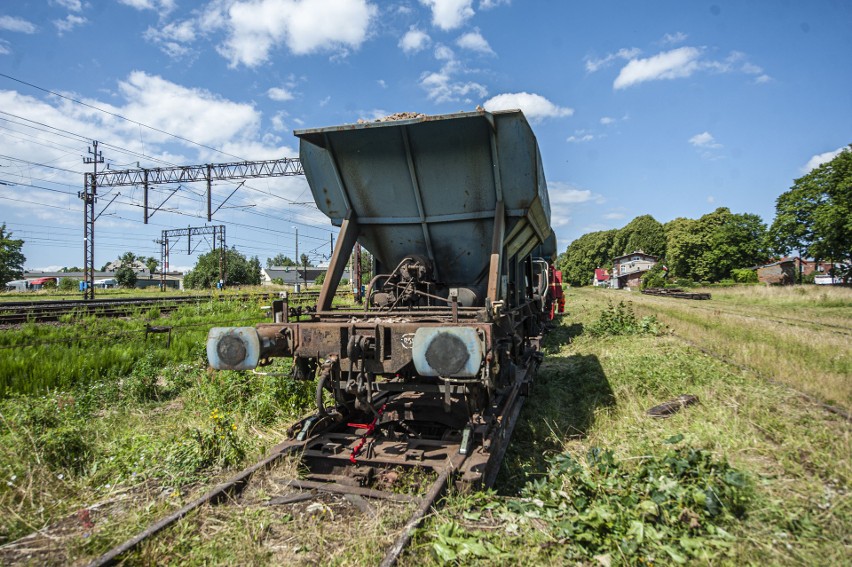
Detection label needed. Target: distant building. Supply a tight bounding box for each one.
[611,251,658,290]
[261,266,352,288]
[14,270,183,290]
[756,260,796,285]
[755,257,845,285]
[593,268,610,287]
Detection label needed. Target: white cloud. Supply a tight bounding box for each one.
[614,46,702,89]
[547,182,604,230]
[585,47,640,73]
[802,147,845,173]
[567,131,595,143]
[479,0,509,7]
[482,92,573,122]
[707,196,715,204]
[114,71,262,148]
[0,16,37,34]
[399,27,430,53]
[144,20,197,58]
[0,40,10,55]
[420,0,474,31]
[434,44,454,61]
[267,87,294,102]
[603,212,625,220]
[117,0,176,14]
[53,14,87,35]
[420,69,487,103]
[600,116,614,125]
[688,131,722,149]
[55,0,84,11]
[217,0,378,67]
[660,31,687,45]
[612,46,771,89]
[456,29,493,54]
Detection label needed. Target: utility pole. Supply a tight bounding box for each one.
[80,140,104,300]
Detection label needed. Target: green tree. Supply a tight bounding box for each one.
[115,266,137,288]
[768,145,852,280]
[558,229,617,286]
[120,251,137,266]
[0,224,26,284]
[184,248,262,289]
[144,256,159,274]
[266,254,297,268]
[665,208,767,282]
[610,214,667,259]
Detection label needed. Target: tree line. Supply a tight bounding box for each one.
[558,145,851,286]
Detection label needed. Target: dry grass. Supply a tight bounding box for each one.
[601,286,852,408]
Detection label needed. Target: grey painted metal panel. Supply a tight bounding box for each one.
[296,110,552,286]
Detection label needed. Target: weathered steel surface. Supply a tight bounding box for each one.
[295,110,552,286]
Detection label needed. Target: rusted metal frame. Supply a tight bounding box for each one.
[84,438,309,567]
[379,452,467,567]
[401,125,439,281]
[317,211,360,311]
[481,362,534,487]
[302,450,455,470]
[276,478,419,504]
[487,200,506,303]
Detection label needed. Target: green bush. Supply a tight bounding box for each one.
[501,443,753,564]
[731,268,758,283]
[58,278,79,292]
[587,301,665,337]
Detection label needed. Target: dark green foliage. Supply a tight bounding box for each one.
[611,214,667,258]
[587,301,665,337]
[266,254,297,268]
[502,444,752,563]
[641,263,668,289]
[114,266,137,288]
[0,223,25,284]
[183,248,262,288]
[731,268,758,283]
[58,277,79,291]
[558,229,617,286]
[665,208,767,282]
[768,145,852,280]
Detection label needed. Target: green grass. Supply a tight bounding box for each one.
[0,285,848,565]
[409,287,850,566]
[0,295,272,396]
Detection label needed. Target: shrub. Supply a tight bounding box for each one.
[58,278,79,292]
[587,301,665,337]
[731,268,758,283]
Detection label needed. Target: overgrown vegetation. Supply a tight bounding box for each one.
[0,285,847,565]
[411,286,849,566]
[586,300,665,337]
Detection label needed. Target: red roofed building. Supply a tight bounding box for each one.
[593,268,610,287]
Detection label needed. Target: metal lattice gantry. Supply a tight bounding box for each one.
[94,158,304,223]
[81,156,304,299]
[158,226,225,291]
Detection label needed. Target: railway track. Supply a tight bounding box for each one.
[76,356,536,566]
[0,292,338,325]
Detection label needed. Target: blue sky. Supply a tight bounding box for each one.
[0,0,849,272]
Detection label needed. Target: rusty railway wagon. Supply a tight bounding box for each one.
[207,109,562,486]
